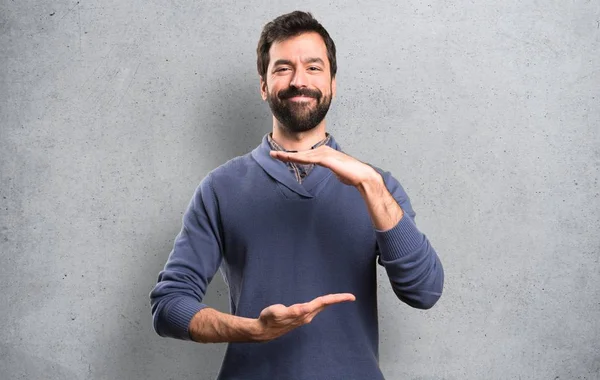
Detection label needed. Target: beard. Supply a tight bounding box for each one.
[266,85,332,133]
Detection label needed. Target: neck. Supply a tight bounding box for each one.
[271,118,327,151]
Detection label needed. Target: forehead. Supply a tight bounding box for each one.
[268,32,328,65]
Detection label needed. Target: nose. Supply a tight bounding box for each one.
[289,68,308,88]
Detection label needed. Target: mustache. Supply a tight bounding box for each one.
[278,87,321,100]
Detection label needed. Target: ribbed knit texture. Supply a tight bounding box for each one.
[376,215,425,260]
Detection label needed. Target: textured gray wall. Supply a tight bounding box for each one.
[1,0,599,379]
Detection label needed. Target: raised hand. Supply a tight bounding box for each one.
[270,146,378,187]
[270,144,403,232]
[254,293,356,342]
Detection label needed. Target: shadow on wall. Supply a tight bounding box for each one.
[108,71,269,379]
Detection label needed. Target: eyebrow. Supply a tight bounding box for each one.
[272,57,326,67]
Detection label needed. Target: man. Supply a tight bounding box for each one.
[150,10,444,380]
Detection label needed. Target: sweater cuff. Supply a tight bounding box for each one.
[375,215,425,261]
[166,298,207,340]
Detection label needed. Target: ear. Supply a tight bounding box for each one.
[260,76,268,101]
[331,76,337,99]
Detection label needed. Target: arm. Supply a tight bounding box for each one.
[150,174,355,342]
[190,294,355,343]
[188,307,260,343]
[149,174,225,340]
[359,168,444,309]
[355,169,403,231]
[270,147,444,309]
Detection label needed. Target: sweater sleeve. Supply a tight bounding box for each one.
[149,174,224,340]
[374,170,444,310]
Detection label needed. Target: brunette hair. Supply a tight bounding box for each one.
[256,11,337,81]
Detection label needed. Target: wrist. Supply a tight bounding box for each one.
[355,168,404,231]
[246,318,268,342]
[356,168,384,195]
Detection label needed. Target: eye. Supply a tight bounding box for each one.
[308,66,321,71]
[275,67,290,72]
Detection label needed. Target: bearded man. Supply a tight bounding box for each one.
[150,10,444,380]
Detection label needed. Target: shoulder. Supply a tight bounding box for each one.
[187,152,260,209]
[196,152,263,197]
[207,152,255,182]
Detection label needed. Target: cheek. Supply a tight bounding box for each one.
[265,80,278,94]
[317,79,332,93]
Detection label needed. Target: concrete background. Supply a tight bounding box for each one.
[1,0,598,379]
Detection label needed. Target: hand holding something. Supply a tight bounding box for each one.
[254,293,355,342]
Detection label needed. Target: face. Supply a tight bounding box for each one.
[260,32,336,133]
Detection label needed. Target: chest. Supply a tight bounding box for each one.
[216,177,378,268]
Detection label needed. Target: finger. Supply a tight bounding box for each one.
[303,294,356,323]
[288,298,324,317]
[309,293,356,310]
[269,150,322,165]
[260,303,286,319]
[284,303,309,317]
[269,150,303,163]
[284,294,355,324]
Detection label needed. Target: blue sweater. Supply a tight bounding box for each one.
[150,134,444,380]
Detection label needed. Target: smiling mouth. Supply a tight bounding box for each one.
[287,96,315,101]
